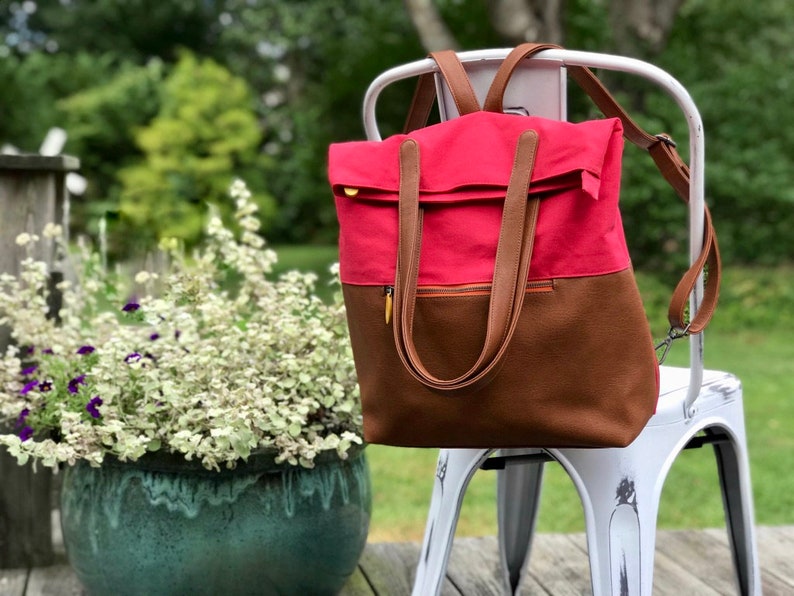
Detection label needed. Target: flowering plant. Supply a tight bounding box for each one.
[0,180,362,471]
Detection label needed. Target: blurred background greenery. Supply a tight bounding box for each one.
[1,0,793,269]
[2,0,793,539]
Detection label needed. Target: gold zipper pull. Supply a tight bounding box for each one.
[384,286,394,325]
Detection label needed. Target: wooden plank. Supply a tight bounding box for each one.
[652,549,722,596]
[0,568,27,596]
[356,541,417,595]
[6,526,794,595]
[0,155,80,172]
[0,157,67,569]
[446,536,505,595]
[0,452,55,568]
[25,564,84,596]
[524,533,593,595]
[756,526,794,591]
[655,528,739,594]
[339,566,376,596]
[356,541,462,596]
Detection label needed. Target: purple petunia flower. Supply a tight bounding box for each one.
[68,374,87,394]
[38,380,53,392]
[149,333,160,341]
[42,348,54,355]
[20,365,38,376]
[19,426,34,442]
[124,352,142,364]
[14,408,30,429]
[86,396,103,419]
[20,380,38,395]
[122,302,140,312]
[77,345,95,355]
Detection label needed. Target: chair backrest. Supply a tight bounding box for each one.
[361,48,708,415]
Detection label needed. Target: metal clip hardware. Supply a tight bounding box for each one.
[654,133,677,148]
[654,324,690,365]
[383,285,394,325]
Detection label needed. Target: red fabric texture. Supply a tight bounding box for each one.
[329,111,629,286]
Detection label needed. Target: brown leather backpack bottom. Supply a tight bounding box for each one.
[343,268,659,449]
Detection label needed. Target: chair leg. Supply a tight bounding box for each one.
[711,431,762,595]
[551,435,678,596]
[412,448,494,596]
[497,461,545,594]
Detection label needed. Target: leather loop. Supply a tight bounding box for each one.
[393,131,541,391]
[668,206,721,333]
[403,50,480,133]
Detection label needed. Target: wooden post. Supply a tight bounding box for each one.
[0,154,79,569]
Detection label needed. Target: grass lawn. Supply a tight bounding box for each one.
[275,246,794,541]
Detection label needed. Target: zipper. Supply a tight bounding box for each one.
[383,285,394,325]
[382,280,554,325]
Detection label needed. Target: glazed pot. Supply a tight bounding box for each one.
[59,447,371,596]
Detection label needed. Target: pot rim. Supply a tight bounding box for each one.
[78,443,367,476]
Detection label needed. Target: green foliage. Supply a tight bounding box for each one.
[650,0,794,265]
[0,184,362,470]
[23,0,224,61]
[3,0,793,265]
[57,59,165,233]
[0,51,120,149]
[116,51,274,253]
[218,0,426,243]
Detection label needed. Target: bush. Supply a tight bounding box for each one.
[116,51,275,255]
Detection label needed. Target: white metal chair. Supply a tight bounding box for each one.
[362,48,760,595]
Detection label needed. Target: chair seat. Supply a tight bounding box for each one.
[650,366,742,426]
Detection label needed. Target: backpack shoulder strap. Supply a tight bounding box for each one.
[403,50,480,133]
[486,43,720,335]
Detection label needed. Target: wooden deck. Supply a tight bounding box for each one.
[1,526,791,595]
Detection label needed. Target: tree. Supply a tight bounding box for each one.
[406,0,683,56]
[2,0,224,60]
[3,0,792,264]
[115,51,274,254]
[217,0,427,243]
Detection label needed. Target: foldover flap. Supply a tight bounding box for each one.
[331,111,631,287]
[329,111,623,204]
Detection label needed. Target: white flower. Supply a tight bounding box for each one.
[0,179,361,471]
[15,232,38,246]
[42,223,63,239]
[134,271,157,284]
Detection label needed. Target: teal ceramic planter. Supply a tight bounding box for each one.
[60,448,371,596]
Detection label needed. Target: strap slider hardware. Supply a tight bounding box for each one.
[654,133,677,148]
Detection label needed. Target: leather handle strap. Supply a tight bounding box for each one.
[403,50,480,133]
[482,43,561,113]
[393,131,541,391]
[485,43,720,334]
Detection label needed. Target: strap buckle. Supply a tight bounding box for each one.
[654,133,677,148]
[655,324,691,365]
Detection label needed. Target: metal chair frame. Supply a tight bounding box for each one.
[361,49,761,595]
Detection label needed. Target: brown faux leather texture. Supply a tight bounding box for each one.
[343,270,659,448]
[393,132,541,391]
